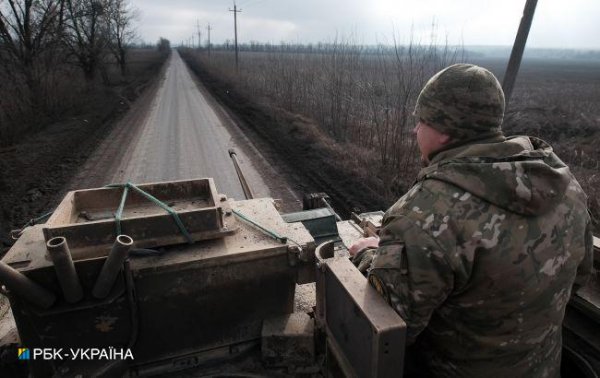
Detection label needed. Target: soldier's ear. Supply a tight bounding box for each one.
[439,133,452,145]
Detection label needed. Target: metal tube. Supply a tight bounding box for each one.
[92,235,133,299]
[0,261,56,309]
[46,237,83,303]
[229,148,254,199]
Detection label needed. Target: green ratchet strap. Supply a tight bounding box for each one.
[232,209,287,244]
[114,184,129,235]
[11,210,54,240]
[27,211,54,227]
[232,209,303,250]
[106,182,194,244]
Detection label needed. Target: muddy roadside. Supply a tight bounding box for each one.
[0,52,169,256]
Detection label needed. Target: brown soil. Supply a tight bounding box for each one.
[0,53,168,255]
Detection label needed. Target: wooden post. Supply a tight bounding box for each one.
[229,3,242,72]
[502,0,539,109]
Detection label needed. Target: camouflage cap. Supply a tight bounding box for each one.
[413,64,505,140]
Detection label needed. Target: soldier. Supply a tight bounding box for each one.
[350,63,593,377]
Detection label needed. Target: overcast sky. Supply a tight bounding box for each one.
[132,0,600,49]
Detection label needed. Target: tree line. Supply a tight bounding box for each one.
[0,0,170,144]
[1,0,137,89]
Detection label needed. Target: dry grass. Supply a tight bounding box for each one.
[185,41,461,200]
[184,47,600,233]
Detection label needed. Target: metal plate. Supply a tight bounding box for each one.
[318,254,406,377]
[282,208,339,245]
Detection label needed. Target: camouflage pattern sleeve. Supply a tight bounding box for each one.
[574,220,594,291]
[351,247,377,274]
[368,216,454,345]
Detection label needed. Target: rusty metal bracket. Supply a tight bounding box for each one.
[10,211,54,240]
[10,229,23,241]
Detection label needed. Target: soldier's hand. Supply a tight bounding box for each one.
[349,236,380,256]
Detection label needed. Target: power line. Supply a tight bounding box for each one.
[229,2,242,72]
[207,23,212,57]
[196,19,202,49]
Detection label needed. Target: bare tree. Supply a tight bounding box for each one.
[186,33,462,198]
[105,0,136,76]
[0,0,65,96]
[63,0,110,81]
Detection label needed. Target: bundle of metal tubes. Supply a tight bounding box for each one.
[0,234,134,308]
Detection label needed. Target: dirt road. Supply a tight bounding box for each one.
[71,50,273,201]
[0,50,307,346]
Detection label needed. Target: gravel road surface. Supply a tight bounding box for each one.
[72,50,271,200]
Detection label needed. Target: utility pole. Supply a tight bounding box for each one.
[229,2,242,71]
[503,0,538,109]
[207,23,212,57]
[196,20,202,49]
[191,34,195,48]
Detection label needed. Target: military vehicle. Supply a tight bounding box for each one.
[0,165,410,377]
[0,149,598,377]
[0,1,598,374]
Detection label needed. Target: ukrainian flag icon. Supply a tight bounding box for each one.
[18,348,30,360]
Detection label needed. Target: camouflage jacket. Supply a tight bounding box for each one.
[354,135,593,377]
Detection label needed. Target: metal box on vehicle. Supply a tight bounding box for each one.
[43,178,233,256]
[2,185,314,375]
